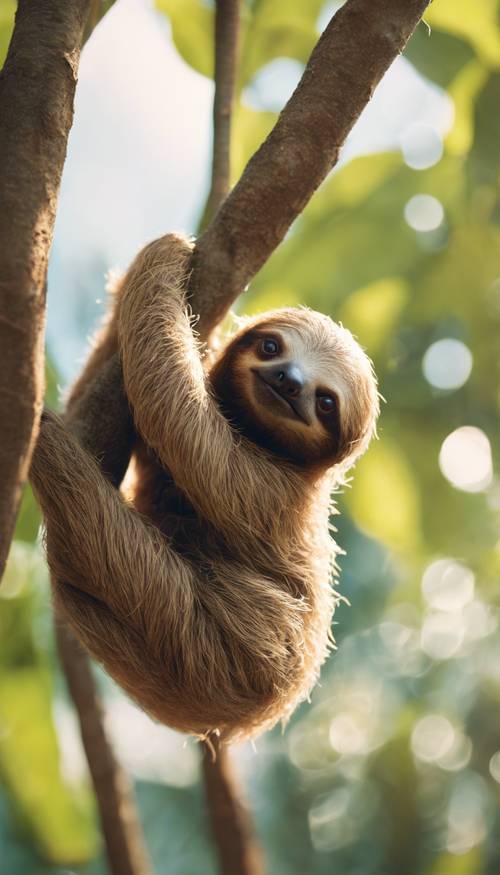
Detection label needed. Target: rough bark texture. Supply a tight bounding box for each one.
[190,0,431,336]
[56,623,153,875]
[0,0,90,578]
[203,740,265,875]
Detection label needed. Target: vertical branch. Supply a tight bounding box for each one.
[201,0,241,228]
[0,0,91,578]
[202,738,265,875]
[56,624,153,875]
[199,3,265,875]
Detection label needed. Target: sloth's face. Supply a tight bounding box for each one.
[210,309,379,470]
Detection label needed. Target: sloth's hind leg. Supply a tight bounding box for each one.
[30,411,196,636]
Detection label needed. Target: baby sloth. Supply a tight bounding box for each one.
[30,234,379,742]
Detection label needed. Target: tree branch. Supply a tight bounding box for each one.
[0,0,91,578]
[189,0,431,336]
[201,0,241,229]
[56,623,153,875]
[202,739,265,875]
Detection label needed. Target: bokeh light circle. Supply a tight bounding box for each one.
[439,427,493,492]
[400,123,443,169]
[421,558,475,612]
[404,194,444,231]
[411,714,455,763]
[423,338,473,390]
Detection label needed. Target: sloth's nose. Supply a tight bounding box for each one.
[267,363,305,398]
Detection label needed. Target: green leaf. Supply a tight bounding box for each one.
[446,61,488,156]
[405,23,474,87]
[0,0,15,70]
[239,0,324,86]
[344,439,421,551]
[0,670,97,864]
[156,0,214,78]
[338,277,410,359]
[425,0,500,68]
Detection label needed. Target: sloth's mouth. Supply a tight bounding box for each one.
[252,370,308,424]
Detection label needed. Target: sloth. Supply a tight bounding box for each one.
[30,233,379,742]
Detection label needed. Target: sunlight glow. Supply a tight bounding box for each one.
[422,559,475,612]
[400,123,444,169]
[411,714,455,763]
[446,774,489,855]
[439,426,493,492]
[404,194,444,231]
[422,338,473,390]
[489,752,500,784]
[420,611,465,659]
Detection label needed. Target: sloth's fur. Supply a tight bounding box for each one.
[30,234,379,742]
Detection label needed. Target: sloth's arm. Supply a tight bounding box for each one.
[118,234,291,535]
[30,411,194,624]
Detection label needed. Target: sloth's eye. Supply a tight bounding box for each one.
[261,338,279,356]
[316,394,337,415]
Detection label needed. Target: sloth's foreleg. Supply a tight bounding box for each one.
[30,411,195,636]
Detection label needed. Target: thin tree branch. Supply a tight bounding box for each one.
[201,0,241,229]
[0,0,90,578]
[55,623,153,875]
[189,0,431,336]
[202,738,265,875]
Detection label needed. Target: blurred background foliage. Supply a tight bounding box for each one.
[1,0,500,873]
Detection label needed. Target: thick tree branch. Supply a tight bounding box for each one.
[0,0,90,578]
[189,0,431,336]
[56,623,153,875]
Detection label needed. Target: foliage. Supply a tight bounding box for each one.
[2,1,500,873]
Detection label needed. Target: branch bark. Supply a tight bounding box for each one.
[0,0,90,578]
[201,0,241,229]
[56,623,153,875]
[202,739,265,875]
[190,0,431,336]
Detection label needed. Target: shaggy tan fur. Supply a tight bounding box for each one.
[30,233,379,742]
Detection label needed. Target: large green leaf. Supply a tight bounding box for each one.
[157,0,325,85]
[343,439,422,552]
[0,545,97,864]
[404,22,474,87]
[426,0,500,68]
[0,671,97,864]
[0,0,15,69]
[156,0,214,78]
